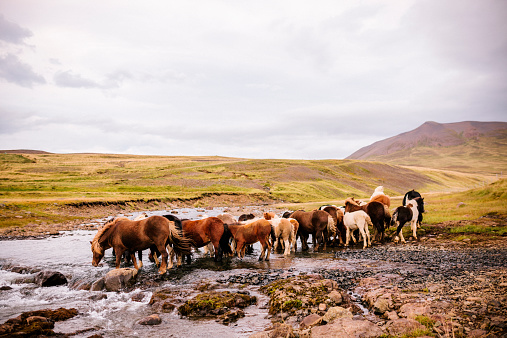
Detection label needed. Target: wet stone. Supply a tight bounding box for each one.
[138,314,162,325]
[34,270,68,287]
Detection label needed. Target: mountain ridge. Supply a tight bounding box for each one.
[346,121,507,174]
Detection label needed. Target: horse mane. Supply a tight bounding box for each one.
[163,214,183,231]
[344,197,359,206]
[91,217,127,254]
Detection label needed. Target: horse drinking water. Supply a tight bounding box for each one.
[91,215,193,274]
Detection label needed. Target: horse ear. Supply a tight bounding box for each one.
[89,241,92,244]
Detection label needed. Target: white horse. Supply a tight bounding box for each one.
[268,218,295,256]
[343,210,373,249]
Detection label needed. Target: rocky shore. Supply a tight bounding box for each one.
[0,202,506,337]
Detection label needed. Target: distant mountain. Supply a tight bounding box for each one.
[347,121,507,174]
[0,149,52,154]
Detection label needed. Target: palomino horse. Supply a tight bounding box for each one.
[403,190,425,226]
[344,197,386,243]
[392,199,419,243]
[90,216,193,274]
[263,213,295,256]
[319,205,345,246]
[165,215,232,262]
[289,210,334,251]
[224,219,273,261]
[343,210,373,249]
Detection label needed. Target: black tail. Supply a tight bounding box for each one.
[163,214,183,231]
[219,223,233,256]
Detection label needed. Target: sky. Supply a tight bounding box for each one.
[0,1,506,159]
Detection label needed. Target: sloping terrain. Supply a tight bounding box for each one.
[346,121,507,174]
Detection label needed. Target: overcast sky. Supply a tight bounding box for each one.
[0,1,506,159]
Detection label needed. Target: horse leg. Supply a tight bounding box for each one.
[137,250,143,269]
[358,223,368,249]
[412,220,418,240]
[167,246,175,269]
[283,239,290,256]
[258,240,266,261]
[130,252,139,270]
[114,248,125,269]
[345,228,350,247]
[266,235,272,260]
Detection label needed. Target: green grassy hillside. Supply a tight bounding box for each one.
[0,153,494,204]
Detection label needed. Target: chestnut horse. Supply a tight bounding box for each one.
[289,210,334,251]
[224,219,273,261]
[344,198,386,243]
[91,215,193,274]
[369,194,392,228]
[164,215,232,262]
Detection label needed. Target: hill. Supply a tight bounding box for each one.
[0,153,493,206]
[346,121,507,174]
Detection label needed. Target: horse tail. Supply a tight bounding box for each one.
[365,214,374,228]
[392,208,399,226]
[167,221,194,255]
[327,215,336,237]
[219,223,233,255]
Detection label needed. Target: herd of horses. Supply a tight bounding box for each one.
[90,188,425,274]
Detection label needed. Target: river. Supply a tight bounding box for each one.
[0,207,368,337]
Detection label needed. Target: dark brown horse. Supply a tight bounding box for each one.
[319,205,345,246]
[289,210,333,251]
[224,219,273,261]
[369,194,392,228]
[179,216,232,262]
[344,198,386,243]
[90,215,193,274]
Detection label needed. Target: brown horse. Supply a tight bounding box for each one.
[91,215,193,274]
[289,210,333,251]
[369,194,392,228]
[319,205,345,246]
[180,216,232,262]
[224,219,273,261]
[344,198,386,243]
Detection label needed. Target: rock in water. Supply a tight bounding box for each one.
[35,271,68,287]
[138,314,162,325]
[104,268,138,292]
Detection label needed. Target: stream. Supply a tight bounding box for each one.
[0,207,374,337]
[2,208,505,337]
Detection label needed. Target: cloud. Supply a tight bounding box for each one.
[0,14,32,44]
[53,70,101,88]
[0,54,46,87]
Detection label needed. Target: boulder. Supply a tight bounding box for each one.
[34,270,68,287]
[398,302,431,319]
[321,306,353,323]
[178,291,256,319]
[373,293,393,314]
[385,318,427,336]
[90,277,105,291]
[104,268,137,292]
[300,314,322,328]
[138,314,161,325]
[328,290,342,304]
[218,309,245,325]
[310,318,384,337]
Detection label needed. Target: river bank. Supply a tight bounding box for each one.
[0,203,506,337]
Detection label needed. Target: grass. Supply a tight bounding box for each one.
[0,153,504,230]
[423,179,507,224]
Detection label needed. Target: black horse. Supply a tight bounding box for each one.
[403,190,425,225]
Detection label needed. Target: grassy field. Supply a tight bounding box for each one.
[0,152,504,230]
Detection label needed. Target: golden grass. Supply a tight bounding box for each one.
[0,153,504,230]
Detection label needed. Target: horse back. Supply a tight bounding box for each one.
[370,194,390,207]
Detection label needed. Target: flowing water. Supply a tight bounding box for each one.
[0,207,379,337]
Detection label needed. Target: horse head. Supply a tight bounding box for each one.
[90,240,105,266]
